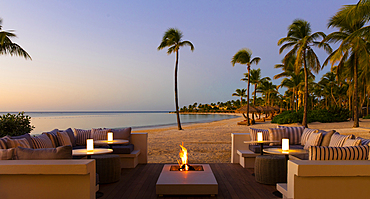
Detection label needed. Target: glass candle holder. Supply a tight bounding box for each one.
[282,138,289,151]
[87,139,94,151]
[107,132,113,142]
[257,132,263,142]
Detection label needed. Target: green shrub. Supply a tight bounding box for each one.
[272,107,350,124]
[364,115,370,119]
[0,112,34,137]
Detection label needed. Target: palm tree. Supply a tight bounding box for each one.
[231,48,261,126]
[322,3,370,127]
[257,80,278,106]
[0,19,31,59]
[232,89,247,104]
[242,69,270,121]
[158,28,194,130]
[278,19,332,127]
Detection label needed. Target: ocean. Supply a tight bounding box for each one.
[1,111,238,135]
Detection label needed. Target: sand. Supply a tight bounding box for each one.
[132,114,370,163]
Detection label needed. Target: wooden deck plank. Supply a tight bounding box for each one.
[98,163,279,199]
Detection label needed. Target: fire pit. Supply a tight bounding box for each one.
[156,143,218,196]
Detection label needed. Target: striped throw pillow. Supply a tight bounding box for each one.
[343,139,361,147]
[301,128,318,146]
[0,148,15,160]
[278,126,305,145]
[74,128,91,146]
[57,131,73,146]
[92,128,110,140]
[0,138,7,149]
[309,145,369,160]
[42,129,60,148]
[31,134,53,148]
[268,128,287,146]
[304,133,322,150]
[357,137,370,146]
[6,137,31,148]
[249,128,269,145]
[329,133,354,147]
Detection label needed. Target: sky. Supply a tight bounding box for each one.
[0,0,357,111]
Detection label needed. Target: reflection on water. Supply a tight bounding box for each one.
[23,112,237,135]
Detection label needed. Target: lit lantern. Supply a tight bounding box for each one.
[107,132,113,142]
[257,132,263,142]
[282,138,289,151]
[87,139,94,151]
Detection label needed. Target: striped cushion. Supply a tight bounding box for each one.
[74,128,91,146]
[304,133,322,150]
[249,128,269,145]
[57,131,73,146]
[278,125,305,145]
[31,134,53,148]
[357,137,370,146]
[329,133,354,147]
[42,129,60,148]
[0,138,7,149]
[309,145,369,160]
[268,128,287,146]
[6,137,31,148]
[343,139,361,147]
[301,128,318,146]
[92,128,110,140]
[0,148,15,160]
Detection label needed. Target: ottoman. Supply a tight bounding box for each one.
[92,154,121,184]
[254,155,286,185]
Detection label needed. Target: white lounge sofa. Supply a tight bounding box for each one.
[277,160,370,199]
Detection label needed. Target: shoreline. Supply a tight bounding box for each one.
[133,116,370,163]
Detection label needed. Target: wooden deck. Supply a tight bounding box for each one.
[99,163,280,199]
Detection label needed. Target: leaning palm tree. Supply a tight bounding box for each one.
[231,48,261,126]
[278,19,332,127]
[0,19,31,59]
[158,28,194,130]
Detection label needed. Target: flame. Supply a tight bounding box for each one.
[177,142,188,171]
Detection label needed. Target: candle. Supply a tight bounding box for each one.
[107,132,113,142]
[282,138,289,151]
[87,139,94,151]
[257,132,263,142]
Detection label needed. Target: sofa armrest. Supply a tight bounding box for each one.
[0,159,96,199]
[231,133,251,163]
[131,133,148,164]
[284,160,370,199]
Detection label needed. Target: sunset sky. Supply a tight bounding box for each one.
[1,0,355,111]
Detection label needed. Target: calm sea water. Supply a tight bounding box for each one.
[1,111,238,135]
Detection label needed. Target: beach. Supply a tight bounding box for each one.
[133,114,370,163]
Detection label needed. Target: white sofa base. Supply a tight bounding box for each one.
[118,150,140,168]
[237,150,258,168]
[0,159,96,199]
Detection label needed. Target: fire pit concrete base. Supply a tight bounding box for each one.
[156,164,218,196]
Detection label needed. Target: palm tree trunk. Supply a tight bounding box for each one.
[175,51,182,130]
[246,65,251,125]
[353,56,359,127]
[302,51,308,128]
[252,84,257,121]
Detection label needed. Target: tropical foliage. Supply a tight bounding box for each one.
[0,19,31,59]
[180,1,370,127]
[0,112,34,137]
